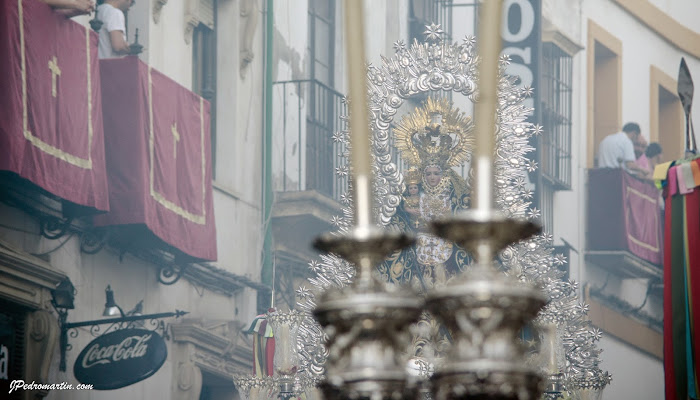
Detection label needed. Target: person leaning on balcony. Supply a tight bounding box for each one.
[96,0,135,59]
[41,0,95,17]
[633,134,648,160]
[638,142,665,209]
[598,122,650,178]
[637,142,663,176]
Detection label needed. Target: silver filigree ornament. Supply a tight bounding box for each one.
[296,24,610,398]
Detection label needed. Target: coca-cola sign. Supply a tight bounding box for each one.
[74,329,167,390]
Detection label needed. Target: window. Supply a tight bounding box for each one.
[540,182,554,236]
[540,42,572,189]
[308,0,335,87]
[650,66,684,162]
[193,16,217,177]
[409,0,453,44]
[587,20,622,168]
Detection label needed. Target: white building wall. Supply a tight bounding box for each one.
[545,0,700,398]
[648,0,700,33]
[270,1,308,193]
[580,0,700,150]
[598,335,665,400]
[211,0,265,301]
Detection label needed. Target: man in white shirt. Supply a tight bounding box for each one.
[96,0,135,59]
[597,122,650,177]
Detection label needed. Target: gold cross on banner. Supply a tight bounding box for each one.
[48,56,61,97]
[171,122,180,159]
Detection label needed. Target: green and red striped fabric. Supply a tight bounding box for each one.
[663,160,700,400]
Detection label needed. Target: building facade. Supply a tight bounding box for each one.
[2,0,699,399]
[1,0,268,399]
[540,1,700,399]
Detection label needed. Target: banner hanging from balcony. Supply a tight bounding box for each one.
[0,0,108,211]
[587,168,662,265]
[662,159,700,400]
[95,57,216,260]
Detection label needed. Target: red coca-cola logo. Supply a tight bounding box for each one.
[74,329,167,390]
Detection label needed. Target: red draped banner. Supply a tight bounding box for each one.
[0,0,108,211]
[587,168,662,265]
[663,160,700,400]
[95,57,216,260]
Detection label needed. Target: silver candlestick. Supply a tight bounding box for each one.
[313,227,422,399]
[312,1,423,399]
[427,210,546,400]
[424,1,547,399]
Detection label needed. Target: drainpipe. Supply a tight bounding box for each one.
[260,0,274,313]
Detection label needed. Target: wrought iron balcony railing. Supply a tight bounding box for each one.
[271,79,347,200]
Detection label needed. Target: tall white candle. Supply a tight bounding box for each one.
[473,0,504,213]
[547,323,559,373]
[343,0,373,229]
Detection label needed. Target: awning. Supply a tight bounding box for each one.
[95,57,217,261]
[0,0,109,211]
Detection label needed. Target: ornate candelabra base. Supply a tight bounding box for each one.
[543,373,566,400]
[426,210,547,400]
[314,227,422,399]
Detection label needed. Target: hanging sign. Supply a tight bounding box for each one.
[500,0,541,115]
[73,328,167,390]
[500,0,542,195]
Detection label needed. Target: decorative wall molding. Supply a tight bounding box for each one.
[586,19,623,168]
[184,0,215,44]
[153,0,168,23]
[612,0,700,58]
[542,28,584,56]
[239,0,258,78]
[184,0,201,44]
[174,360,202,400]
[171,320,253,378]
[0,240,66,309]
[193,351,247,377]
[24,310,59,399]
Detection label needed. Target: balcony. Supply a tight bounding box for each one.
[271,79,347,199]
[0,0,109,217]
[584,168,663,353]
[585,168,663,278]
[270,80,346,267]
[94,56,217,261]
[0,2,251,294]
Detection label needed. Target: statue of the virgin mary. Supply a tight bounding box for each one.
[378,97,474,290]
